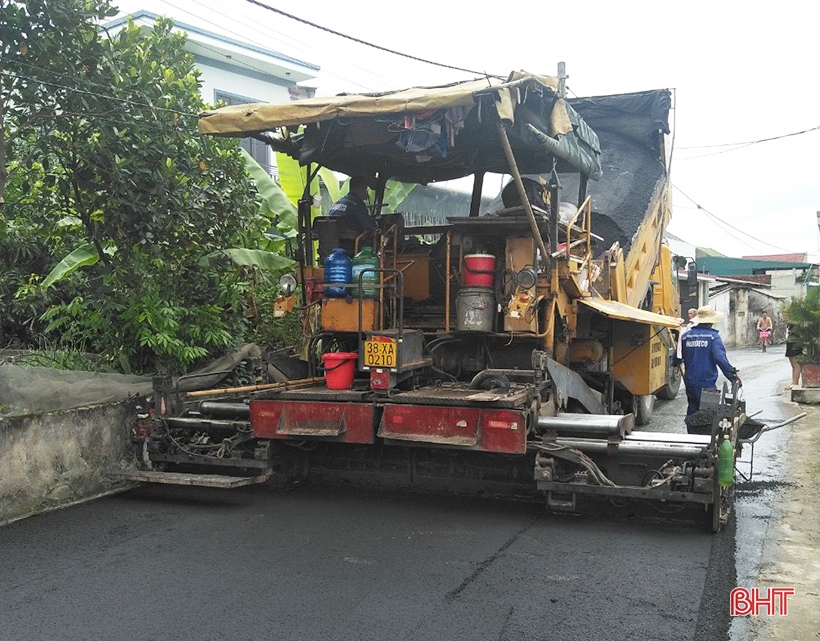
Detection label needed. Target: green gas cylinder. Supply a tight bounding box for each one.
[717,437,735,487]
[351,246,379,299]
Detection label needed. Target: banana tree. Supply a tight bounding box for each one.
[198,150,297,273]
[40,242,117,289]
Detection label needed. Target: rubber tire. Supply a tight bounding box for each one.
[634,394,655,426]
[655,367,682,401]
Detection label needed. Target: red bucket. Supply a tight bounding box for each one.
[321,352,358,390]
[463,254,495,287]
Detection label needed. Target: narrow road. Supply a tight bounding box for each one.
[0,347,801,641]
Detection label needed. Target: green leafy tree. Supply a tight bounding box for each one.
[0,0,116,201]
[41,18,264,373]
[4,11,282,373]
[1,0,115,344]
[0,152,58,345]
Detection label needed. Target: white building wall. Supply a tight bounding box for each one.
[767,269,804,300]
[709,289,732,339]
[195,58,297,173]
[105,9,319,176]
[698,278,711,308]
[196,58,293,107]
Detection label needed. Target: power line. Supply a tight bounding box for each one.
[233,4,412,92]
[672,184,795,253]
[676,124,820,159]
[243,0,501,78]
[20,6,373,102]
[673,184,788,252]
[678,124,820,149]
[160,0,305,79]
[9,57,202,112]
[1,70,201,119]
[0,71,232,144]
[170,0,391,92]
[698,211,763,254]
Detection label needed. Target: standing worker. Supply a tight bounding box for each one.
[681,305,741,428]
[756,311,773,351]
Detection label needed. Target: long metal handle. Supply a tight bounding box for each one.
[740,412,807,444]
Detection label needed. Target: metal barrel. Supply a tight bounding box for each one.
[554,436,706,459]
[198,401,251,418]
[536,412,634,438]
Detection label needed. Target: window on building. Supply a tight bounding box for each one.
[214,91,273,176]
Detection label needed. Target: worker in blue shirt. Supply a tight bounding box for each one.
[329,176,375,234]
[680,305,740,425]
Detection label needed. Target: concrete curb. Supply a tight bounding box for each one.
[747,399,820,639]
[0,399,137,527]
[790,386,820,404]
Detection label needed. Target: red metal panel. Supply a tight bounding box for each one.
[370,368,390,390]
[380,405,527,454]
[250,400,375,444]
[480,409,527,454]
[380,405,481,447]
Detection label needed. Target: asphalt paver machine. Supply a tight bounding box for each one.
[123,69,767,531]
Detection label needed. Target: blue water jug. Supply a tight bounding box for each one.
[324,247,352,298]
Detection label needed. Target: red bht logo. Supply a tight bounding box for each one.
[730,587,795,616]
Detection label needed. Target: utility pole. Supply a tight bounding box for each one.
[557,62,568,100]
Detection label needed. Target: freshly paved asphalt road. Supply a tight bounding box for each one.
[0,347,797,641]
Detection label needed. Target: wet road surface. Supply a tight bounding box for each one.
[0,347,800,641]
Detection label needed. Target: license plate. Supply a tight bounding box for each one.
[363,339,396,368]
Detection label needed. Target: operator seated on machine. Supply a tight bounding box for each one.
[329,176,422,254]
[329,176,376,237]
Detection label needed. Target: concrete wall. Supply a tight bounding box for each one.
[0,400,136,526]
[709,287,785,347]
[768,269,806,300]
[709,289,732,342]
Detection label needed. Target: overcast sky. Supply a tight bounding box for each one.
[117,0,820,260]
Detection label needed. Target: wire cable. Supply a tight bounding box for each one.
[168,0,395,92]
[676,124,820,153]
[244,0,502,78]
[672,184,796,253]
[1,70,200,119]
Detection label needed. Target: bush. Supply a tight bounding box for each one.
[782,287,820,362]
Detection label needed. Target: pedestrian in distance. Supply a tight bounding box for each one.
[676,307,698,361]
[785,324,802,389]
[680,305,741,432]
[756,311,773,352]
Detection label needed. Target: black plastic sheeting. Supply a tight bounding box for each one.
[293,83,604,184]
[560,89,672,254]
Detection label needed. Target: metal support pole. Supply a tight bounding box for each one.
[445,231,451,334]
[495,121,551,270]
[470,172,485,217]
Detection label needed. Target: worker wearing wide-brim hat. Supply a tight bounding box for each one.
[680,305,741,430]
